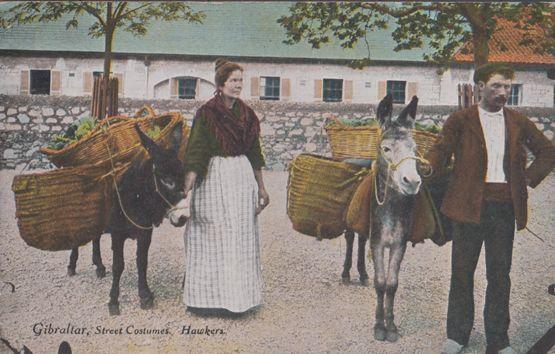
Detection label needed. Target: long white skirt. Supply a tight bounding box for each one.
[183,155,262,312]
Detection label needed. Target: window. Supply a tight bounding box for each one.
[30,70,51,95]
[178,78,197,99]
[387,80,406,104]
[323,79,343,102]
[507,84,522,106]
[259,76,280,100]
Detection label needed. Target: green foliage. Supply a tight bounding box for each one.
[414,122,441,134]
[0,2,205,39]
[278,2,553,68]
[47,116,98,150]
[146,125,161,140]
[326,117,379,128]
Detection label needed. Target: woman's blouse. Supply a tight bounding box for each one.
[184,103,265,177]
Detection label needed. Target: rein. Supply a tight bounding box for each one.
[103,121,180,230]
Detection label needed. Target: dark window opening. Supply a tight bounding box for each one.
[30,70,51,95]
[323,79,343,102]
[507,84,521,106]
[260,76,280,100]
[178,78,197,99]
[387,80,406,104]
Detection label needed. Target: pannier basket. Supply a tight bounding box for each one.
[40,112,185,168]
[12,160,130,251]
[287,154,369,240]
[412,129,439,157]
[325,125,381,160]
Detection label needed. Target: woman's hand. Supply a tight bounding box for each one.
[256,188,270,215]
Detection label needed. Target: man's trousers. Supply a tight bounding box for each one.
[446,201,515,352]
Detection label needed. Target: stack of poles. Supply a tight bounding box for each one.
[91,75,119,119]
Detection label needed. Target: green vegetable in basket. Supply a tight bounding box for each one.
[46,116,98,150]
[146,126,161,140]
[414,122,441,134]
[326,117,379,128]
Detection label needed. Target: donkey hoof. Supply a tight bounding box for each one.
[373,324,387,341]
[108,303,120,316]
[140,296,154,310]
[67,267,76,277]
[360,277,369,286]
[341,276,350,284]
[96,266,106,279]
[386,330,399,342]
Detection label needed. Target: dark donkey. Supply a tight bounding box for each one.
[68,122,188,315]
[370,94,425,342]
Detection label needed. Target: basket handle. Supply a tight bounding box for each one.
[134,105,156,118]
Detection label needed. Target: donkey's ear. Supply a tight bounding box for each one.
[135,123,162,156]
[398,96,418,127]
[169,120,183,155]
[376,93,393,127]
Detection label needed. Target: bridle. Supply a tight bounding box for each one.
[373,152,433,206]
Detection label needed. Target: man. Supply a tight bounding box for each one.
[423,63,555,354]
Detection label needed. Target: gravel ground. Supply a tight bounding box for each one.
[0,169,553,354]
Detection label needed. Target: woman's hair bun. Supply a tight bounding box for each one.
[215,58,229,72]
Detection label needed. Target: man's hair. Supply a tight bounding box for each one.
[473,62,515,84]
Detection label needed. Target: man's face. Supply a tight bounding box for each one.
[479,73,512,111]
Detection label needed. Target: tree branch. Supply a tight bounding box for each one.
[113,2,128,22]
[360,3,451,18]
[118,3,150,20]
[81,3,106,29]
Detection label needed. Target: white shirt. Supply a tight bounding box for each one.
[478,106,507,182]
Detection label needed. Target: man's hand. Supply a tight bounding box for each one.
[256,188,270,215]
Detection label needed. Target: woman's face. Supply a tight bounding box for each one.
[220,70,243,100]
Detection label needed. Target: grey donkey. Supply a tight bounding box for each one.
[371,93,424,342]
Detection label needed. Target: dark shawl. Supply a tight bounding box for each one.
[197,94,260,156]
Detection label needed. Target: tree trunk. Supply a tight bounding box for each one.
[472,24,489,68]
[101,2,114,119]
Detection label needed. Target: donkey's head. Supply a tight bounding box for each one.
[135,122,187,227]
[376,94,421,195]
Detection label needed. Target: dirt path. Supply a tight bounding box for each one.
[1,170,553,353]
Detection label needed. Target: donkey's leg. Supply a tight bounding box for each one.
[137,231,154,310]
[108,233,125,316]
[357,233,369,286]
[341,230,355,283]
[372,243,387,341]
[384,244,407,342]
[67,248,78,276]
[92,236,106,278]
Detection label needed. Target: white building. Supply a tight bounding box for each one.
[0,3,553,107]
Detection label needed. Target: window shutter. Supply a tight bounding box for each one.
[250,77,259,97]
[195,78,200,99]
[51,70,62,95]
[83,72,93,95]
[407,82,418,99]
[378,81,386,100]
[115,73,124,97]
[314,79,323,99]
[344,80,353,100]
[20,70,30,95]
[170,78,179,99]
[281,78,290,98]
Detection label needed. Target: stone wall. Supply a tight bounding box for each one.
[1,94,554,170]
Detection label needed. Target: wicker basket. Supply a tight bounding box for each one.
[12,160,129,251]
[325,124,381,160]
[412,129,439,157]
[287,154,369,239]
[40,112,183,168]
[134,105,156,118]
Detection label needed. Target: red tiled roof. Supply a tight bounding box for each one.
[453,17,555,65]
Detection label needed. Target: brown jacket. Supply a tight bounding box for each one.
[426,105,555,230]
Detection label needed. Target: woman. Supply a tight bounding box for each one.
[182,59,270,314]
